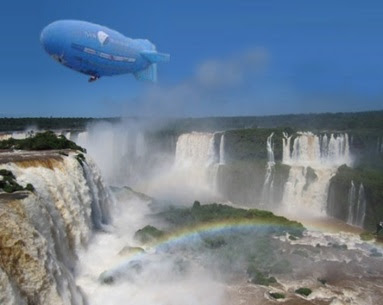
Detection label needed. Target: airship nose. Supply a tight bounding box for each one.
[40,22,66,57]
[40,24,56,55]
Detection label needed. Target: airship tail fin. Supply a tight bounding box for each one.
[134,63,157,82]
[141,51,170,63]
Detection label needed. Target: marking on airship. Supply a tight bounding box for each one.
[97,31,109,45]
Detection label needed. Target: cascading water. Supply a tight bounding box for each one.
[346,180,356,225]
[282,132,352,215]
[346,182,366,227]
[219,133,225,165]
[174,132,220,193]
[174,132,218,168]
[260,133,275,205]
[347,183,367,228]
[75,126,143,186]
[282,132,292,164]
[355,183,367,227]
[0,152,112,305]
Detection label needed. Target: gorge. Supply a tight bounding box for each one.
[1,114,383,305]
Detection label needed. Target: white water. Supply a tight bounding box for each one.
[75,125,145,186]
[175,132,217,168]
[0,153,112,305]
[282,132,292,163]
[75,188,225,305]
[170,132,220,199]
[282,132,352,215]
[346,181,367,228]
[260,133,275,206]
[219,133,225,165]
[283,132,351,167]
[347,180,356,225]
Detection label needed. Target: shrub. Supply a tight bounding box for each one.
[0,169,34,193]
[269,292,285,299]
[0,131,85,152]
[295,287,312,297]
[134,225,164,244]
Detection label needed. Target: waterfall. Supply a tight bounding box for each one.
[174,132,218,168]
[283,132,351,167]
[174,132,220,195]
[378,137,383,154]
[347,182,366,227]
[346,180,356,225]
[0,152,112,305]
[282,132,292,163]
[355,183,366,227]
[261,133,275,205]
[76,131,89,145]
[282,132,351,215]
[219,133,225,165]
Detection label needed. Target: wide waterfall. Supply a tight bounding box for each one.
[173,132,221,197]
[283,132,351,167]
[282,132,352,215]
[0,152,112,305]
[175,132,218,168]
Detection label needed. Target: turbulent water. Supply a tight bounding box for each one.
[347,182,366,228]
[0,152,112,305]
[2,126,382,305]
[282,132,352,215]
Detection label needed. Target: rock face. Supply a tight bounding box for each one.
[0,151,112,305]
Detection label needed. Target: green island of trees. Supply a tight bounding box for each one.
[0,131,85,152]
[0,169,34,193]
[134,201,305,287]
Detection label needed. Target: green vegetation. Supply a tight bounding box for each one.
[304,167,318,191]
[2,110,381,142]
[224,128,288,161]
[295,287,312,297]
[247,263,277,286]
[270,259,292,273]
[134,225,165,243]
[0,117,120,132]
[134,202,305,287]
[0,131,85,152]
[269,292,285,299]
[139,111,383,134]
[155,201,304,237]
[360,232,375,241]
[0,169,34,193]
[328,164,383,230]
[75,153,86,166]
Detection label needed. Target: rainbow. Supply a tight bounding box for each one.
[150,218,301,249]
[100,218,303,279]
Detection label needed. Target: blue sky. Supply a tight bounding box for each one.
[1,0,382,117]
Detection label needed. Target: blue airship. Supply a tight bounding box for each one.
[40,20,169,82]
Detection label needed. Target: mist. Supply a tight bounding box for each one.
[69,119,383,305]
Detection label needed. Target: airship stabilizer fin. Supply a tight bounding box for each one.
[141,51,170,63]
[134,63,157,82]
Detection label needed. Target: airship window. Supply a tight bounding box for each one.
[84,48,96,55]
[113,55,124,61]
[99,53,112,60]
[71,43,84,51]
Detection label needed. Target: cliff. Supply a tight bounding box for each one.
[0,151,112,305]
